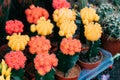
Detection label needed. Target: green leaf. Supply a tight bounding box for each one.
[36,69,55,80]
[56,51,79,74]
[11,69,24,80]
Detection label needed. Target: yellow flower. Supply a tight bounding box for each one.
[84,22,102,41]
[0,75,5,80]
[30,17,54,36]
[59,21,77,38]
[80,7,100,25]
[7,33,30,51]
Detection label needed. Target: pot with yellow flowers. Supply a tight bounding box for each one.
[78,7,103,69]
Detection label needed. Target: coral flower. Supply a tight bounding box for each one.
[28,36,51,54]
[60,38,82,55]
[34,53,58,76]
[5,20,24,34]
[5,51,27,70]
[25,4,49,24]
[52,0,71,9]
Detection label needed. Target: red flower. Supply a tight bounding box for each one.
[60,38,82,55]
[5,20,24,34]
[5,51,27,70]
[34,53,58,76]
[28,36,51,54]
[25,4,49,24]
[52,0,71,9]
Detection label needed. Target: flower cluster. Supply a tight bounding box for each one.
[25,4,49,24]
[53,8,76,27]
[5,20,24,35]
[53,8,77,38]
[52,0,71,9]
[28,36,51,54]
[5,51,27,70]
[80,7,100,25]
[6,33,30,51]
[60,38,82,55]
[34,53,58,76]
[84,22,102,41]
[30,17,54,36]
[59,21,77,38]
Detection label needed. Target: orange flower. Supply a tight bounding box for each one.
[28,36,51,54]
[34,53,58,76]
[25,4,49,24]
[5,51,27,70]
[60,38,82,55]
[52,0,71,9]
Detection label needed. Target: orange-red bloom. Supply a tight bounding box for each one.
[60,38,82,55]
[25,4,49,24]
[28,36,51,54]
[52,0,71,9]
[34,53,58,76]
[5,51,27,70]
[5,20,24,34]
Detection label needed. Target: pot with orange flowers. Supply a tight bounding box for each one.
[55,37,82,80]
[77,7,103,69]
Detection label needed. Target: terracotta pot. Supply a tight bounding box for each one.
[101,34,120,56]
[78,52,103,70]
[55,64,81,80]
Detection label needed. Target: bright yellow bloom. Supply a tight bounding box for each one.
[84,22,102,41]
[7,33,30,51]
[80,7,100,25]
[59,21,77,38]
[53,8,76,27]
[30,17,54,36]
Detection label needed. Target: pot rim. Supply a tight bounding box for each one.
[55,64,81,79]
[78,51,103,64]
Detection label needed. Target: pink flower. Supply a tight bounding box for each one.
[5,51,27,70]
[60,38,82,55]
[52,0,71,9]
[5,20,24,34]
[34,53,58,76]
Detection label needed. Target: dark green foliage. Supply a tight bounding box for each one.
[36,69,55,80]
[11,69,25,80]
[56,51,79,76]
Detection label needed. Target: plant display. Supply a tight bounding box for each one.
[0,0,106,80]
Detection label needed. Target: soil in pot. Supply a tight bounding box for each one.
[78,51,103,69]
[55,64,80,80]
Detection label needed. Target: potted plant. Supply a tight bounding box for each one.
[100,13,120,55]
[55,37,82,80]
[96,2,120,55]
[78,7,103,69]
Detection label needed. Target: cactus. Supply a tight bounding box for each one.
[112,0,120,11]
[96,3,116,22]
[101,13,120,40]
